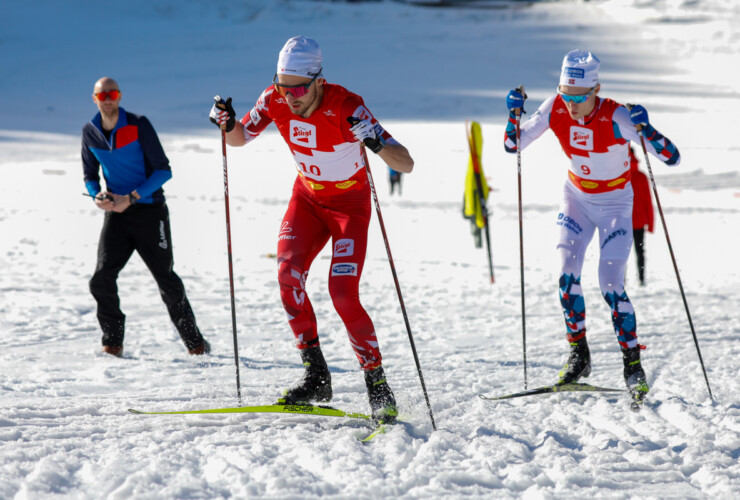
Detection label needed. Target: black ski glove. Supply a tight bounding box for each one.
[210,95,236,132]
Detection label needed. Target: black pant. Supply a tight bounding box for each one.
[633,228,646,283]
[89,203,204,349]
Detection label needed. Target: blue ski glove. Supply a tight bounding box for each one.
[506,88,527,113]
[210,95,236,132]
[628,104,649,127]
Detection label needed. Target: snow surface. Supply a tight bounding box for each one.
[1,0,739,498]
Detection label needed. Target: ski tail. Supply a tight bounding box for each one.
[479,382,625,401]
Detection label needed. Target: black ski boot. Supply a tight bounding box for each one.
[280,346,332,404]
[622,346,649,410]
[557,336,591,385]
[364,366,398,423]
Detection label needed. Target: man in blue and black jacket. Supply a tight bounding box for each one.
[82,76,209,357]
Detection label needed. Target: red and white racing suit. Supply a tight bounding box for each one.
[505,95,680,348]
[240,83,395,370]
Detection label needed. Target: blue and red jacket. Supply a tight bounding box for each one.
[82,108,172,204]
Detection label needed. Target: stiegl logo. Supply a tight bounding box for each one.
[334,238,354,257]
[570,126,593,150]
[573,132,588,141]
[289,120,317,148]
[293,127,311,141]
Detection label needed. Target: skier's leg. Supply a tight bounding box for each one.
[556,189,595,383]
[596,201,636,349]
[277,189,330,350]
[596,196,648,400]
[325,188,397,421]
[556,191,595,341]
[277,186,332,403]
[324,192,382,371]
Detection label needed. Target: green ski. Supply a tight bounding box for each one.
[128,403,371,420]
[479,382,625,401]
[359,423,389,443]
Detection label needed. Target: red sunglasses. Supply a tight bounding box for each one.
[95,90,121,101]
[272,71,321,99]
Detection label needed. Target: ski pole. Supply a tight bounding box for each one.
[515,85,528,389]
[360,146,437,431]
[629,107,713,401]
[466,121,495,284]
[215,96,243,404]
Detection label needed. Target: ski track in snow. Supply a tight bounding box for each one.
[1,0,740,498]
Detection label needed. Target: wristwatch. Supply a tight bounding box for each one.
[129,190,141,205]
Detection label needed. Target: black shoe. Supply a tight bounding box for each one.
[102,345,123,357]
[280,347,332,404]
[622,346,649,406]
[365,366,398,423]
[557,336,591,384]
[188,339,211,355]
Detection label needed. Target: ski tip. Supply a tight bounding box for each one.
[127,408,144,414]
[360,425,388,443]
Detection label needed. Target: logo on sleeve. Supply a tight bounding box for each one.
[351,105,373,122]
[334,239,354,257]
[570,126,593,150]
[249,108,261,126]
[290,120,317,148]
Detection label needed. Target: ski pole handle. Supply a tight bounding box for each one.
[214,96,227,131]
[625,103,643,132]
[515,85,527,117]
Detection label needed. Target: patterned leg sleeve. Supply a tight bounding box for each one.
[603,290,637,349]
[559,273,587,341]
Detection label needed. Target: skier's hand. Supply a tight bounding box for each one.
[209,95,236,132]
[628,104,649,127]
[506,88,527,113]
[347,117,385,154]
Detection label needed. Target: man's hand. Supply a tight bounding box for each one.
[628,104,649,127]
[93,192,115,211]
[94,192,131,213]
[348,117,385,153]
[209,95,236,132]
[109,193,134,213]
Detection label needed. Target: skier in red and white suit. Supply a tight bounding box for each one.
[504,50,680,406]
[210,36,413,422]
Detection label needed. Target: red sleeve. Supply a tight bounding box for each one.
[240,87,275,140]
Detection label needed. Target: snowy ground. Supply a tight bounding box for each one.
[1,0,739,498]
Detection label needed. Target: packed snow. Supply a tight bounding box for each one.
[1,0,739,498]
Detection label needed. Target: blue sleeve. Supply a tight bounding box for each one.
[85,180,100,197]
[135,169,172,199]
